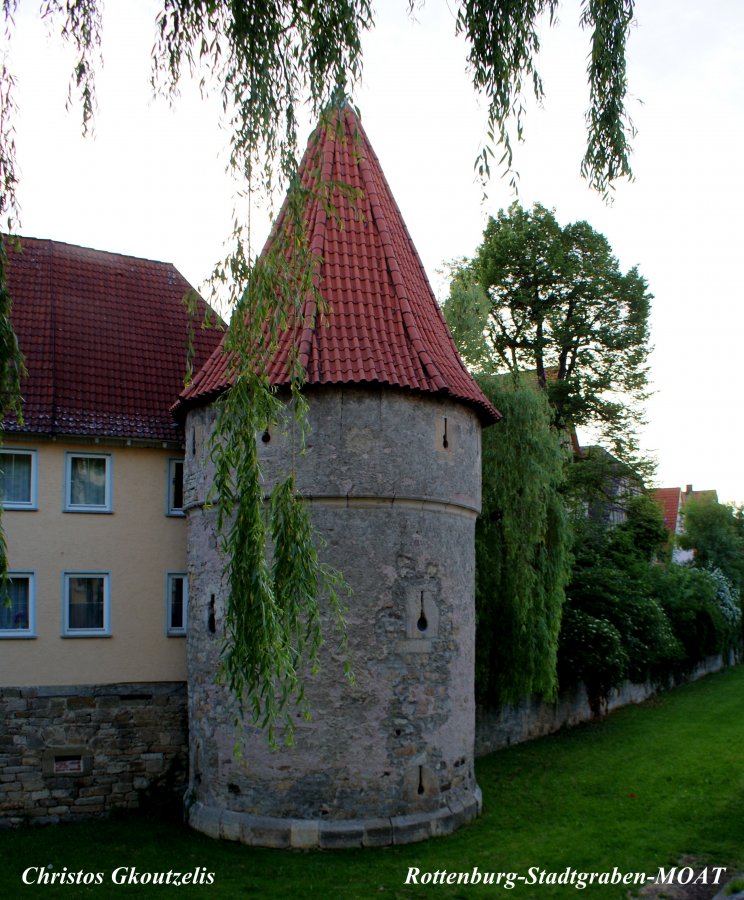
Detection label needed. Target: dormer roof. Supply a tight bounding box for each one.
[177,104,499,425]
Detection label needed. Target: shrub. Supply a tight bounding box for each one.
[557,607,627,707]
[558,516,682,694]
[708,566,742,631]
[650,564,740,673]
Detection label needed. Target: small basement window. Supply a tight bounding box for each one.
[42,748,91,777]
[53,755,83,774]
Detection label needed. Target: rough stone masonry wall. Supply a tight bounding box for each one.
[0,683,187,827]
[474,654,730,757]
[184,386,484,848]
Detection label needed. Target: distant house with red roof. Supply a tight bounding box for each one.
[651,486,689,562]
[653,486,683,534]
[651,483,718,563]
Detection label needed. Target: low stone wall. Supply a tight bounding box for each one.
[475,655,729,757]
[0,682,187,827]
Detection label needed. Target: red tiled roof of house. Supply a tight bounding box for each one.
[3,236,222,442]
[652,487,682,533]
[176,105,500,425]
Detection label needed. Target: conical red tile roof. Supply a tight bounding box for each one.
[176,104,499,424]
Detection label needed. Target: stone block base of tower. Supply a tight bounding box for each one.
[188,784,481,849]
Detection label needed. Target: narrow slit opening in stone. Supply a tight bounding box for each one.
[417,592,428,632]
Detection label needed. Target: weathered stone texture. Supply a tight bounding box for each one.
[0,683,187,827]
[185,386,483,845]
[474,654,732,757]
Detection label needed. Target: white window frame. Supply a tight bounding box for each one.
[165,572,188,636]
[62,572,111,637]
[0,449,38,510]
[64,452,112,513]
[166,457,185,517]
[0,572,36,638]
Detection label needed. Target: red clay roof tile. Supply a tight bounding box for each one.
[177,105,500,424]
[4,237,222,442]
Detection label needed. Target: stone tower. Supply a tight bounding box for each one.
[175,105,500,849]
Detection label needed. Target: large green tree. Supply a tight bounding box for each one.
[0,0,640,734]
[679,496,744,597]
[443,202,652,470]
[475,375,571,707]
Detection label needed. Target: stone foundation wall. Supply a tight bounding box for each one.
[475,655,730,757]
[0,682,187,827]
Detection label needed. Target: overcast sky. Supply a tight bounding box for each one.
[5,1,743,504]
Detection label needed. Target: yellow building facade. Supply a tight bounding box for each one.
[1,438,188,686]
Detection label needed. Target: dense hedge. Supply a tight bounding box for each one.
[556,495,741,702]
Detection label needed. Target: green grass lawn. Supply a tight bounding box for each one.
[2,665,743,899]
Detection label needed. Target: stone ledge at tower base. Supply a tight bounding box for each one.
[188,786,482,849]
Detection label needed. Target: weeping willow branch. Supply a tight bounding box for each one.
[0,54,25,599]
[455,0,636,195]
[0,240,25,601]
[206,141,357,745]
[0,1,369,740]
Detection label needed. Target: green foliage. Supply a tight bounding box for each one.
[560,493,740,697]
[557,606,627,698]
[564,446,644,526]
[616,492,670,561]
[0,240,23,421]
[443,202,653,474]
[0,239,25,602]
[707,566,742,632]
[2,2,640,206]
[0,56,26,600]
[649,565,739,673]
[151,0,373,191]
[474,375,571,707]
[207,145,356,744]
[559,515,682,694]
[215,434,351,745]
[679,496,744,596]
[455,0,636,195]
